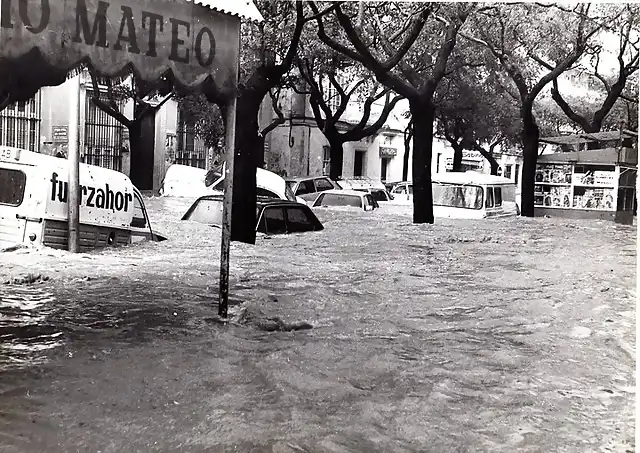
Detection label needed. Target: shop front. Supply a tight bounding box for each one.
[535,132,637,224]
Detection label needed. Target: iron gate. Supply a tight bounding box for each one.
[176,108,207,169]
[0,93,41,152]
[84,90,125,171]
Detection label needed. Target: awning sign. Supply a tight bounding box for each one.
[0,0,240,93]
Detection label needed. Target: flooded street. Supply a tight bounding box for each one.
[0,197,635,452]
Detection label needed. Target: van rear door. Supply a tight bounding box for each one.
[0,167,29,249]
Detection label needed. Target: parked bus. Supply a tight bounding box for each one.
[390,171,519,219]
[0,147,164,251]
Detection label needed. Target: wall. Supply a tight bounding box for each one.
[154,99,179,190]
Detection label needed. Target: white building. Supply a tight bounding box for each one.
[261,92,523,188]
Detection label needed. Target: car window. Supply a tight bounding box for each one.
[317,193,362,208]
[286,207,315,233]
[392,186,405,195]
[494,187,502,206]
[263,207,286,234]
[486,186,494,208]
[0,168,26,206]
[295,180,315,196]
[257,187,280,199]
[131,194,147,228]
[314,178,334,191]
[370,190,388,202]
[433,184,484,210]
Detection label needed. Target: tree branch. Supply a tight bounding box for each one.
[550,79,592,131]
[88,68,132,128]
[260,102,286,137]
[310,1,417,98]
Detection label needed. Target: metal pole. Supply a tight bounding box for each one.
[67,76,81,252]
[218,96,237,318]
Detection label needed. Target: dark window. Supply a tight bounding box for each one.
[381,158,389,181]
[257,187,280,199]
[354,151,365,177]
[263,207,286,234]
[432,183,484,210]
[0,168,26,206]
[131,194,147,228]
[514,164,520,186]
[370,190,388,201]
[315,193,362,208]
[295,180,315,196]
[485,187,494,208]
[286,207,314,233]
[364,194,378,209]
[314,178,334,192]
[504,165,512,180]
[322,146,331,176]
[494,187,502,207]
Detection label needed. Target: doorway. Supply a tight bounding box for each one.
[354,150,365,177]
[380,157,390,181]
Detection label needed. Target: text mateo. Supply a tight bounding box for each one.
[0,0,217,68]
[50,173,133,212]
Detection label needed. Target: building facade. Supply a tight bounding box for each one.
[260,90,524,189]
[0,72,207,192]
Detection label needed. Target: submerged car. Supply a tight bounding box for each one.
[286,176,340,203]
[182,195,324,235]
[161,164,303,203]
[390,172,519,218]
[312,189,379,211]
[336,177,386,192]
[353,187,394,202]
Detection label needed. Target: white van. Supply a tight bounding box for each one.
[161,163,304,203]
[0,147,163,251]
[391,171,519,219]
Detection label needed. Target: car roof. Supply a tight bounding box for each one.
[433,171,515,186]
[286,176,331,182]
[320,189,367,197]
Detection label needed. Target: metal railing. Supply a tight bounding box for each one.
[83,89,125,171]
[0,93,41,152]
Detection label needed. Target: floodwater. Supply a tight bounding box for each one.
[0,197,635,452]
[0,285,61,370]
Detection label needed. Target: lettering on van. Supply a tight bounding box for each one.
[50,172,132,212]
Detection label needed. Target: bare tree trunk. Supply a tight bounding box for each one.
[520,106,540,217]
[451,143,464,172]
[473,145,501,175]
[403,121,412,181]
[410,101,435,224]
[230,90,262,244]
[328,139,344,181]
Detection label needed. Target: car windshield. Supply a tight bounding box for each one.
[370,190,388,202]
[284,184,296,201]
[432,183,483,210]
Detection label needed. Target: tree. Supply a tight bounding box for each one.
[551,5,639,136]
[464,4,619,217]
[402,119,413,181]
[225,0,336,244]
[312,2,480,224]
[86,68,173,189]
[434,69,521,175]
[176,93,225,152]
[296,55,402,180]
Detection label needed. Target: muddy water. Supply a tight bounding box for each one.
[0,285,61,371]
[0,200,635,452]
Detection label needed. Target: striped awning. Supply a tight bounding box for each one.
[193,0,263,22]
